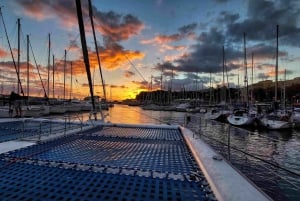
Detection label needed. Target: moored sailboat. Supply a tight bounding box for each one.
[258,25,292,130]
[227,33,256,127]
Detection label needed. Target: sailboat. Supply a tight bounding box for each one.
[23,34,50,117]
[206,46,231,122]
[292,102,300,128]
[227,33,256,127]
[0,14,48,118]
[258,25,292,130]
[49,50,66,114]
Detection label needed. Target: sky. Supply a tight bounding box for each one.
[0,0,299,100]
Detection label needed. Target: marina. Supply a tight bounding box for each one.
[0,0,300,200]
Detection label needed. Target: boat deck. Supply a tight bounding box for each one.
[0,124,215,201]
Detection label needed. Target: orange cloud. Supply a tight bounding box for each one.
[140,23,196,52]
[90,48,145,70]
[12,0,80,30]
[0,47,9,58]
[13,0,145,41]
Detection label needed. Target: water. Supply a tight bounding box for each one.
[55,104,300,201]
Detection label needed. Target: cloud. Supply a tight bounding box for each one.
[0,48,9,58]
[68,40,80,52]
[92,42,145,70]
[141,23,197,51]
[132,80,149,90]
[93,11,145,42]
[12,0,79,30]
[226,0,300,45]
[124,70,135,78]
[12,0,145,42]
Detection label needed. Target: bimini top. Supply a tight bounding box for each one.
[0,123,216,201]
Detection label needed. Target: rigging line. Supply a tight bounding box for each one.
[124,54,148,83]
[0,7,24,96]
[88,0,107,101]
[28,37,48,98]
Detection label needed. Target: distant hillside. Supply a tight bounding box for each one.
[252,77,300,89]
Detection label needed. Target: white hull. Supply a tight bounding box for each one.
[291,112,300,127]
[23,105,50,117]
[227,115,256,126]
[50,105,67,114]
[205,109,231,121]
[259,116,292,130]
[64,104,81,112]
[0,106,15,118]
[81,102,92,111]
[175,103,191,112]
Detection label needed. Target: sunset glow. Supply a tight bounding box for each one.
[0,0,299,100]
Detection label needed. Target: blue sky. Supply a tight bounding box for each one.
[0,0,299,100]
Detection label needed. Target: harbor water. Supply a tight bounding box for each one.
[53,104,300,201]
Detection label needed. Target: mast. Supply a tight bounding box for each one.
[209,72,212,105]
[88,0,107,101]
[47,33,51,97]
[222,45,225,103]
[275,25,279,102]
[64,50,66,101]
[52,54,55,99]
[237,74,240,103]
[70,61,72,100]
[224,45,231,104]
[27,34,29,98]
[17,18,21,94]
[251,52,254,104]
[243,32,249,107]
[283,69,286,112]
[150,75,153,102]
[76,0,97,119]
[0,8,24,96]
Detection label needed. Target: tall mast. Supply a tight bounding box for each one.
[27,34,29,98]
[0,8,24,96]
[47,33,51,97]
[88,0,107,101]
[76,0,97,119]
[283,69,286,111]
[222,46,225,103]
[224,46,231,104]
[275,25,279,102]
[251,52,254,104]
[52,54,55,99]
[64,50,66,101]
[70,61,73,100]
[209,72,212,105]
[243,32,249,107]
[17,18,20,94]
